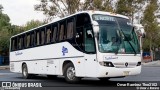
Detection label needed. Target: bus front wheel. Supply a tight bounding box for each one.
[22,64,33,79]
[64,63,80,83]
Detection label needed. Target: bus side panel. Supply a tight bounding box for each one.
[71,57,86,77]
[10,42,84,76]
[59,57,86,77]
[10,62,22,73]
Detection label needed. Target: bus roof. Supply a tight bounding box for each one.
[11,10,129,38]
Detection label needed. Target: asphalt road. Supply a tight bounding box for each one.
[0,66,160,90]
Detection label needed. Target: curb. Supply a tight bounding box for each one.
[0,66,9,70]
[142,60,160,67]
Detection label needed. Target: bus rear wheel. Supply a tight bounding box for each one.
[22,64,33,79]
[64,63,80,83]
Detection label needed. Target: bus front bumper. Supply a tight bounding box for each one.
[97,66,141,78]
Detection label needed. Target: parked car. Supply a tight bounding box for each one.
[142,52,152,63]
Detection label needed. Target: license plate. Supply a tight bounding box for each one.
[123,71,130,76]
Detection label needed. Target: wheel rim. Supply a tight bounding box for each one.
[23,67,27,77]
[67,67,76,80]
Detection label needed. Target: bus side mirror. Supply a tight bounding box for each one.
[136,30,146,38]
[92,21,99,37]
[142,31,146,38]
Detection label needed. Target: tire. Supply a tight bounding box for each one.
[47,75,57,79]
[64,63,80,83]
[22,64,33,79]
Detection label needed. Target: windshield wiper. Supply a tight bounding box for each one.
[119,28,137,55]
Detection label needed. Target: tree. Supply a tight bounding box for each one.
[116,0,145,23]
[83,0,114,12]
[0,4,45,56]
[34,0,115,21]
[23,20,44,31]
[0,5,12,55]
[0,30,11,55]
[0,4,3,12]
[141,0,160,51]
[34,0,82,19]
[0,5,11,32]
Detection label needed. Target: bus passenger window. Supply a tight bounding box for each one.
[18,37,21,49]
[21,35,25,49]
[46,28,51,43]
[27,34,31,47]
[67,22,73,39]
[52,27,57,42]
[31,32,34,47]
[18,36,24,49]
[11,39,15,51]
[59,24,64,41]
[41,30,45,45]
[76,27,84,50]
[36,31,40,46]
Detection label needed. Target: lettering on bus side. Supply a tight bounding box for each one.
[62,46,68,56]
[15,51,23,56]
[104,56,118,60]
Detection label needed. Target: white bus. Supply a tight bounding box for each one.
[10,11,143,83]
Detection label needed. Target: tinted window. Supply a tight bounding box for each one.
[67,18,74,39]
[31,32,35,47]
[36,30,40,46]
[46,25,52,44]
[76,13,91,27]
[52,24,58,42]
[11,38,17,51]
[59,21,66,41]
[26,33,31,48]
[41,28,45,45]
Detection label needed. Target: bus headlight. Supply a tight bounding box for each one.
[99,61,114,67]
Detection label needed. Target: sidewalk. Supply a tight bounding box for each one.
[142,60,160,67]
[0,65,9,70]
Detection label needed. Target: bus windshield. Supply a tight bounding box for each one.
[92,14,140,54]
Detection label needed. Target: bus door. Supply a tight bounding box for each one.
[83,25,98,77]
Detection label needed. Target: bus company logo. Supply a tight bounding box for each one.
[125,62,129,67]
[15,51,23,56]
[62,46,68,56]
[104,56,118,60]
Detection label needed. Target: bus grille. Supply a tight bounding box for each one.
[113,62,137,68]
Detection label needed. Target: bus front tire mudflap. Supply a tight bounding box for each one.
[64,63,80,83]
[22,64,34,79]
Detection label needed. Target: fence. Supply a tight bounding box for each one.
[0,56,9,65]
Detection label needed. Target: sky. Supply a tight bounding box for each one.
[1,0,46,26]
